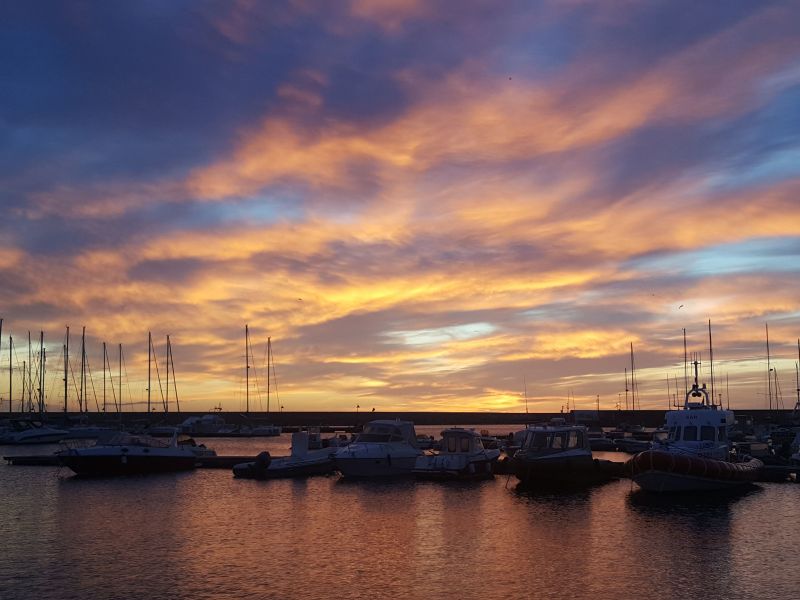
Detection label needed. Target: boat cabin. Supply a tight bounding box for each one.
[440,428,485,454]
[355,420,418,447]
[520,425,591,454]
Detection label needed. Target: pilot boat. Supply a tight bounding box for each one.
[413,428,500,480]
[511,419,617,487]
[58,432,199,476]
[333,419,422,478]
[627,361,762,493]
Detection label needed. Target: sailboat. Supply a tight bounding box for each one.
[237,326,281,437]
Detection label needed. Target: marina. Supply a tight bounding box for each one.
[2,427,800,599]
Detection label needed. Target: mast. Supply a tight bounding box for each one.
[0,319,2,411]
[708,320,715,407]
[165,335,170,414]
[147,331,151,414]
[726,373,731,410]
[8,336,12,414]
[102,341,106,413]
[523,376,528,414]
[118,344,122,414]
[80,326,86,413]
[22,360,26,412]
[267,336,271,414]
[629,342,637,411]
[64,327,69,414]
[38,331,44,414]
[795,339,800,417]
[168,336,179,413]
[28,331,32,412]
[245,324,250,415]
[766,323,772,413]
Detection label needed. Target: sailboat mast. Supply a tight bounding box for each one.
[267,336,272,415]
[630,342,637,411]
[38,331,44,414]
[523,376,529,414]
[64,327,69,414]
[766,323,772,412]
[708,320,715,407]
[245,324,250,415]
[795,339,800,414]
[80,326,86,413]
[118,344,122,413]
[102,341,106,413]
[169,337,179,413]
[8,336,12,414]
[147,331,151,414]
[683,328,688,394]
[165,335,170,414]
[28,331,32,412]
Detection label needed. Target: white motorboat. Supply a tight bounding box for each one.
[179,414,228,435]
[413,428,500,480]
[58,432,199,476]
[0,420,69,445]
[333,420,422,478]
[627,360,762,493]
[233,432,335,479]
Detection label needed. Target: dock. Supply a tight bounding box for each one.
[3,454,256,469]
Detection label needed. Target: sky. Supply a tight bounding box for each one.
[1,0,800,414]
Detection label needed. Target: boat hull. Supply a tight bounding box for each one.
[628,450,762,493]
[59,453,197,476]
[233,456,335,479]
[334,455,418,478]
[512,453,613,487]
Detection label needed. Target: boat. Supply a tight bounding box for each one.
[57,432,199,476]
[333,419,422,478]
[413,428,500,480]
[511,419,618,487]
[232,432,335,479]
[179,414,228,435]
[0,420,69,445]
[627,360,763,493]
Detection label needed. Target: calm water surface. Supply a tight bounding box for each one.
[1,427,798,600]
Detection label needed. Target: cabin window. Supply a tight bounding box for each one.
[683,426,697,441]
[528,432,547,450]
[669,426,680,441]
[551,432,567,449]
[460,437,470,452]
[700,426,716,441]
[718,426,727,442]
[475,437,484,450]
[447,437,457,453]
[567,430,581,448]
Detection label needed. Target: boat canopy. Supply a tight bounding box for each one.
[440,428,484,453]
[521,427,589,452]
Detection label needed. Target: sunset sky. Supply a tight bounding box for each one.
[1,1,800,413]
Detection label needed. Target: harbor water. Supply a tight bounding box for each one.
[1,428,798,600]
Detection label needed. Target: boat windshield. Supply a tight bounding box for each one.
[356,424,407,443]
[524,429,584,450]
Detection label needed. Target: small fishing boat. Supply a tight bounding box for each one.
[333,419,422,478]
[413,428,500,480]
[233,432,335,479]
[511,419,618,488]
[627,360,762,493]
[58,432,199,476]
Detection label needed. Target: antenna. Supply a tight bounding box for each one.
[683,328,688,393]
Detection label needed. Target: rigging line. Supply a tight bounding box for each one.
[84,355,101,412]
[150,338,166,411]
[248,336,264,411]
[167,340,180,413]
[105,346,119,413]
[270,344,279,405]
[122,348,135,411]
